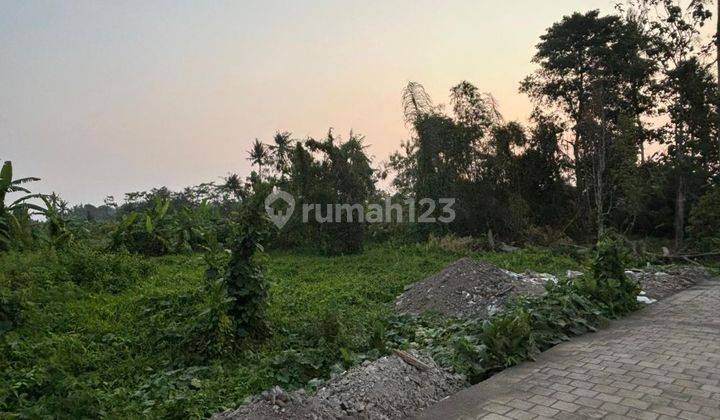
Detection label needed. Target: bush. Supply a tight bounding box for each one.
[689,188,720,251]
[575,235,639,317]
[61,246,154,293]
[0,272,22,334]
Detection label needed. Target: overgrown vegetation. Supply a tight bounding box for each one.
[0,243,467,417]
[2,0,719,417]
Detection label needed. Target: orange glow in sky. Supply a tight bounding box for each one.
[2,0,661,203]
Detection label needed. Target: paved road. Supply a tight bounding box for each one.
[415,280,720,420]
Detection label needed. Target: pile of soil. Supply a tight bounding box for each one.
[213,351,465,420]
[627,266,714,299]
[395,258,549,319]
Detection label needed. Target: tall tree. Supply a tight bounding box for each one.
[269,131,293,180]
[247,139,269,179]
[625,0,716,251]
[402,81,434,125]
[522,9,656,236]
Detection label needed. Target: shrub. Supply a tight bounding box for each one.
[0,272,22,334]
[61,246,154,293]
[575,235,639,317]
[689,188,720,251]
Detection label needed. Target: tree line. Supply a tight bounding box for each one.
[3,0,720,257]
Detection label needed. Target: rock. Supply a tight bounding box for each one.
[499,243,520,253]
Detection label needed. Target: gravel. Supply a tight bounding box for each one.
[212,350,465,420]
[395,258,551,319]
[626,266,714,299]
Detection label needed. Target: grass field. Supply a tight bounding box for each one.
[0,243,584,418]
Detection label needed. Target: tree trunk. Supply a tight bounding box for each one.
[674,173,685,253]
[594,130,606,241]
[595,169,604,240]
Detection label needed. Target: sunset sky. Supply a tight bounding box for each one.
[3,0,625,204]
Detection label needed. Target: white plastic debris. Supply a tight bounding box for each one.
[566,270,584,279]
[637,295,657,304]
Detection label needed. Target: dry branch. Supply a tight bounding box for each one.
[392,349,432,372]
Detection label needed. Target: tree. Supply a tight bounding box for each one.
[388,140,418,197]
[304,130,375,254]
[521,10,656,236]
[247,139,269,179]
[268,131,293,180]
[223,173,246,200]
[582,88,613,238]
[624,0,716,251]
[517,114,573,229]
[664,58,718,250]
[40,195,74,248]
[0,161,43,251]
[402,81,434,125]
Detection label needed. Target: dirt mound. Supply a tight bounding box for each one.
[395,258,549,319]
[213,351,465,419]
[627,266,714,299]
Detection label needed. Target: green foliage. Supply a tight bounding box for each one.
[575,235,640,317]
[0,242,472,417]
[109,198,224,257]
[394,275,613,385]
[61,245,154,293]
[689,188,720,251]
[223,196,270,338]
[108,197,172,255]
[276,130,375,255]
[39,195,75,248]
[0,161,43,252]
[481,307,535,371]
[0,272,22,335]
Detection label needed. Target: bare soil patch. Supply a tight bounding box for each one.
[212,350,464,420]
[395,257,550,319]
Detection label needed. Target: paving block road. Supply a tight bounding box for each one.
[415,279,720,420]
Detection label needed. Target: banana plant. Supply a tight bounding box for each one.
[0,161,44,251]
[109,212,139,251]
[39,195,74,248]
[174,205,203,254]
[143,197,172,254]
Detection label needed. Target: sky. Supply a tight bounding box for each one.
[2,0,620,205]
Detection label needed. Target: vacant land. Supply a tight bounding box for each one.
[0,243,583,418]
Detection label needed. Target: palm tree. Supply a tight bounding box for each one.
[223,173,245,199]
[269,131,293,179]
[247,139,269,179]
[0,161,44,250]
